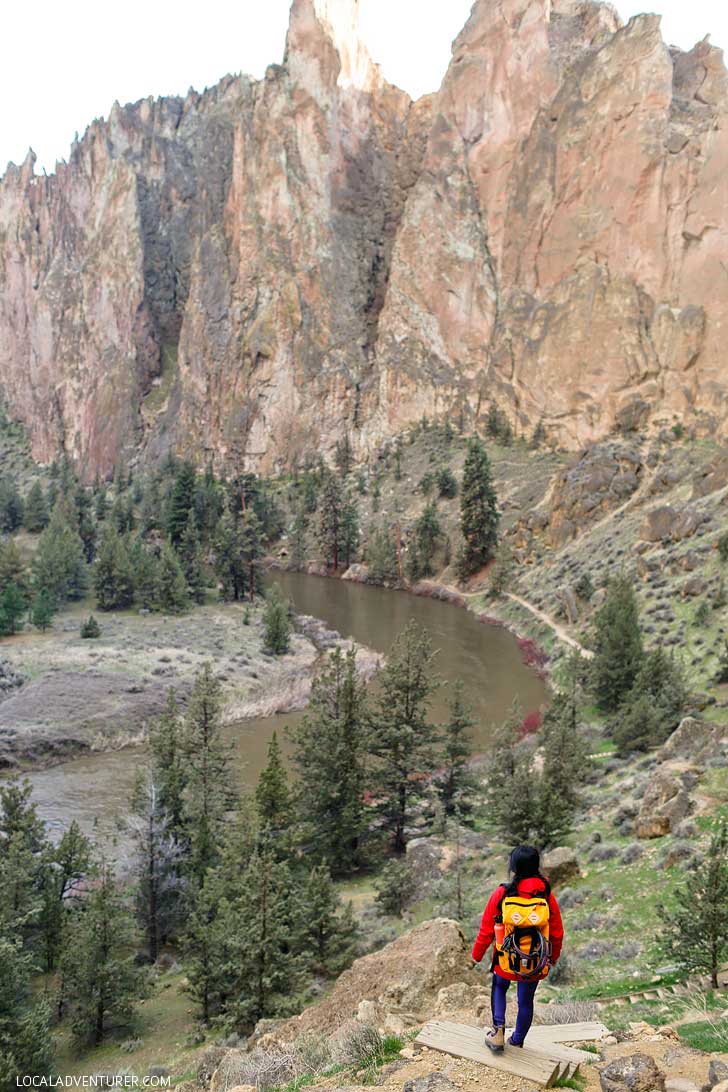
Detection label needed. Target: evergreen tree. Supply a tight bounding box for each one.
[239,508,263,602]
[38,820,92,973]
[167,460,197,545]
[130,772,185,963]
[131,540,160,610]
[255,732,291,831]
[488,541,514,598]
[658,819,728,988]
[415,501,441,577]
[458,437,499,578]
[157,543,190,614]
[374,858,416,917]
[181,665,235,885]
[436,466,458,499]
[290,505,309,570]
[0,922,54,1091]
[591,573,644,713]
[317,469,344,570]
[179,510,206,604]
[30,587,55,631]
[60,861,147,1046]
[263,583,291,655]
[486,702,538,844]
[80,615,101,638]
[0,582,26,636]
[0,477,23,534]
[94,526,135,610]
[32,503,87,603]
[292,648,368,873]
[366,525,399,585]
[215,505,247,601]
[612,647,688,754]
[23,480,49,533]
[302,472,318,514]
[0,538,27,597]
[340,494,360,570]
[438,679,476,816]
[536,678,588,847]
[75,486,97,563]
[149,691,188,845]
[94,487,108,523]
[182,876,226,1025]
[335,434,354,479]
[299,864,356,976]
[369,621,440,853]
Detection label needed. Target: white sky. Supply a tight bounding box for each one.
[2,0,726,175]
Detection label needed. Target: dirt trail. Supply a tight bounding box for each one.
[505,593,593,659]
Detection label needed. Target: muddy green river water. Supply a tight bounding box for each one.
[23,572,547,858]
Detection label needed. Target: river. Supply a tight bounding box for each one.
[21,572,547,859]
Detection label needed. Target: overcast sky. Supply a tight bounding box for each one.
[2,0,726,175]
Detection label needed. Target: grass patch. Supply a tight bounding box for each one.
[553,1075,587,1091]
[678,1018,728,1053]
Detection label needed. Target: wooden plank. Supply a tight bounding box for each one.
[415,1020,562,1086]
[520,1036,596,1066]
[528,1021,609,1042]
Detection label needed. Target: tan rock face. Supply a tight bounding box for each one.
[2,0,728,477]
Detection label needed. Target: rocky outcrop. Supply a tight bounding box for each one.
[600,1053,666,1092]
[273,918,476,1040]
[548,443,643,546]
[636,767,695,839]
[3,0,728,477]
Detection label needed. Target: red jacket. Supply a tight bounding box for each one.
[472,876,564,980]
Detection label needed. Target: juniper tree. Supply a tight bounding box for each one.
[23,480,49,533]
[255,732,291,832]
[263,583,291,655]
[458,436,499,578]
[157,543,190,613]
[291,647,368,873]
[591,573,644,713]
[60,861,148,1046]
[658,819,728,988]
[438,679,476,817]
[94,526,134,610]
[299,864,356,976]
[181,665,236,885]
[317,469,344,570]
[369,621,440,853]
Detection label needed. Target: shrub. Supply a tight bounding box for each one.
[436,467,458,499]
[80,615,101,639]
[330,1022,383,1069]
[374,859,416,917]
[575,572,595,601]
[719,532,728,563]
[695,599,711,627]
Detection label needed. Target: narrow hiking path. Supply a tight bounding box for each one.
[505,593,594,659]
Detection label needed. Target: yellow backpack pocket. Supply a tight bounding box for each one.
[495,896,551,979]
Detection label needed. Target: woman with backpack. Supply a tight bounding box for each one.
[471,845,564,1053]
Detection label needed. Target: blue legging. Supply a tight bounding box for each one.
[491,973,539,1045]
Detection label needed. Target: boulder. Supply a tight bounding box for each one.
[543,846,580,885]
[274,918,476,1040]
[659,717,726,765]
[692,450,728,499]
[599,1053,666,1091]
[640,505,703,543]
[636,768,694,839]
[434,982,487,1016]
[549,444,643,546]
[682,575,707,597]
[709,1061,728,1086]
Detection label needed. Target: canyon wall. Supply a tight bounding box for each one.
[1,0,727,478]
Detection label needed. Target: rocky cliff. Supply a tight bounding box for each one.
[1,0,728,478]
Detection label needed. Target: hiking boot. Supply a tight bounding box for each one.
[484,1026,505,1053]
[507,1034,523,1048]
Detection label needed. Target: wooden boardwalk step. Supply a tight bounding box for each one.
[415,1020,572,1087]
[528,1021,609,1043]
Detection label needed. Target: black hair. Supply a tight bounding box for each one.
[503,844,550,898]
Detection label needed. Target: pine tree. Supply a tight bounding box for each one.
[458,436,499,578]
[290,505,309,570]
[30,587,55,631]
[38,820,92,973]
[94,487,108,523]
[292,648,368,873]
[536,679,588,847]
[415,501,441,577]
[149,691,188,845]
[658,819,728,988]
[240,508,263,602]
[369,621,440,853]
[488,541,514,598]
[131,540,161,609]
[130,772,185,963]
[182,875,226,1025]
[23,480,49,533]
[0,582,26,636]
[299,864,356,976]
[181,665,236,885]
[178,510,206,604]
[486,701,538,844]
[317,469,344,571]
[0,538,27,597]
[157,543,190,613]
[167,461,197,545]
[591,573,644,713]
[0,477,24,533]
[60,861,148,1046]
[255,732,291,831]
[335,433,354,479]
[366,525,399,585]
[340,494,360,570]
[263,583,291,655]
[438,679,476,816]
[436,466,457,499]
[94,526,134,610]
[612,647,688,754]
[214,505,247,601]
[374,858,416,917]
[80,615,101,638]
[0,923,54,1091]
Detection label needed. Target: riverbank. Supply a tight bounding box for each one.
[0,597,378,772]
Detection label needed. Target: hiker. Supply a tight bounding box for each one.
[471,844,564,1053]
